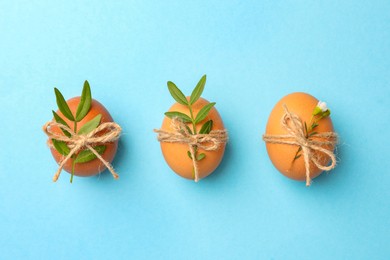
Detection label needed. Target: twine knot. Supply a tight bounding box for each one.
[154,117,228,182]
[77,135,89,147]
[263,104,338,186]
[43,121,122,182]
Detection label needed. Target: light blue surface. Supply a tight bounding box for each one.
[1,1,389,259]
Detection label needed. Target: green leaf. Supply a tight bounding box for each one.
[194,102,215,124]
[322,109,331,117]
[197,153,206,161]
[304,122,308,136]
[187,151,193,159]
[74,145,106,163]
[311,122,319,130]
[167,81,188,105]
[54,88,74,121]
[164,111,192,123]
[294,154,302,160]
[199,120,213,134]
[52,111,71,137]
[77,114,102,135]
[52,139,70,156]
[184,124,193,135]
[292,146,302,162]
[75,80,92,122]
[190,75,206,105]
[309,131,318,137]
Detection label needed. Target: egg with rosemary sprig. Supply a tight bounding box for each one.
[156,75,227,181]
[45,81,120,183]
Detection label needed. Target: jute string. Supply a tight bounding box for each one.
[43,121,122,182]
[154,118,228,182]
[262,105,338,186]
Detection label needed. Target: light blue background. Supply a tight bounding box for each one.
[1,1,389,259]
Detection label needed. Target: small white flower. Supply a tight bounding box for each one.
[317,101,328,112]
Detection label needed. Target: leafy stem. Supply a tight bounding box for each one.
[51,80,106,183]
[71,121,78,181]
[292,115,319,163]
[165,75,214,178]
[188,104,197,134]
[70,160,76,183]
[292,102,331,164]
[73,121,77,135]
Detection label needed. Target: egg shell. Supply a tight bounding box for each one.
[160,97,226,180]
[49,97,118,177]
[265,92,334,181]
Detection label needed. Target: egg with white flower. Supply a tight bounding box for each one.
[264,92,336,183]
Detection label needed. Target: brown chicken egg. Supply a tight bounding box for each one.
[265,92,335,182]
[50,97,118,177]
[160,97,226,180]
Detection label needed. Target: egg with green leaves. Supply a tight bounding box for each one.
[157,75,227,181]
[47,81,118,181]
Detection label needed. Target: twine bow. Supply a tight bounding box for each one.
[262,105,338,186]
[43,121,122,182]
[154,117,228,182]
